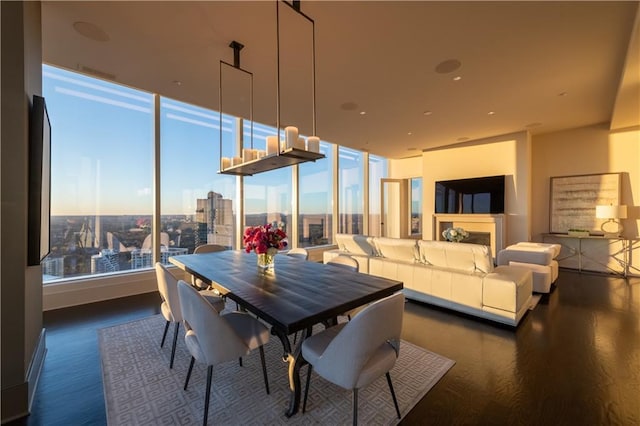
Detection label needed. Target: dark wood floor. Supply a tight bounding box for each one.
[9,270,640,425]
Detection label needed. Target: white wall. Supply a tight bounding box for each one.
[418,131,531,244]
[532,123,640,274]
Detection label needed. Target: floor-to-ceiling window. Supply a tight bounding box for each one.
[338,147,364,234]
[42,64,154,281]
[368,155,387,236]
[411,177,423,236]
[160,98,237,261]
[298,141,334,246]
[43,65,386,285]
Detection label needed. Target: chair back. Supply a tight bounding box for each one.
[177,280,249,365]
[315,292,404,388]
[287,247,309,260]
[194,244,227,254]
[155,262,182,322]
[327,255,359,272]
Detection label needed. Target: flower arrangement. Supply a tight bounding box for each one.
[243,223,288,255]
[442,227,469,243]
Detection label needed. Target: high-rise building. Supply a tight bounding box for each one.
[195,191,234,248]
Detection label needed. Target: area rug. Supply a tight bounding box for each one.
[99,314,455,425]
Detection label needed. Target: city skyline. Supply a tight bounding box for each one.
[43,64,359,217]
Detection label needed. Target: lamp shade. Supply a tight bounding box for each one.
[595,205,627,219]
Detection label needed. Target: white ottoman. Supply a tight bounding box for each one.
[496,242,561,293]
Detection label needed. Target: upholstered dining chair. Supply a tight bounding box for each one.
[287,247,309,260]
[327,255,359,272]
[301,292,404,425]
[155,263,225,369]
[177,280,271,426]
[327,255,361,319]
[192,244,227,290]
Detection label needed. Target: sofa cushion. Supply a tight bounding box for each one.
[418,240,493,273]
[374,237,418,262]
[510,242,561,259]
[335,234,378,256]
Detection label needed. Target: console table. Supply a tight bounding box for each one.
[542,234,630,277]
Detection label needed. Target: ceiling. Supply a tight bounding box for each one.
[41,1,640,159]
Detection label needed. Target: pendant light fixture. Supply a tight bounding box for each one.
[219,0,324,176]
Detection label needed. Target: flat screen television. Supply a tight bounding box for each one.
[28,95,51,265]
[435,175,505,214]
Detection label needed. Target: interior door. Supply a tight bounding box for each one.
[381,178,408,238]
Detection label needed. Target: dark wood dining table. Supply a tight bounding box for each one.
[169,250,403,417]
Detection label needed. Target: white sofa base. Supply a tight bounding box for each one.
[403,288,531,327]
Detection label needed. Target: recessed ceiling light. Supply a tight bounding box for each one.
[452,76,462,81]
[359,111,366,115]
[407,132,413,136]
[487,111,496,115]
[73,21,110,42]
[172,80,182,86]
[558,91,568,97]
[435,59,462,74]
[423,111,433,116]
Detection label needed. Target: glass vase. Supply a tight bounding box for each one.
[257,252,276,273]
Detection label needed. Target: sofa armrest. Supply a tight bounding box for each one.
[483,266,532,313]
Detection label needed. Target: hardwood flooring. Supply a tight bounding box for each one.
[8,270,640,425]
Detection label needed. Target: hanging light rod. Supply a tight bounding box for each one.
[229,40,244,69]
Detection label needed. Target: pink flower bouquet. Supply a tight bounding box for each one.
[243,223,288,255]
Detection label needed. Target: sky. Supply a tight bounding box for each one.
[43,64,379,217]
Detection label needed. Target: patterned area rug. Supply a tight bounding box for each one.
[99,314,455,425]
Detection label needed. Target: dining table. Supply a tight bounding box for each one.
[169,250,403,417]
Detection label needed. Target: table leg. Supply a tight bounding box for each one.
[270,328,291,362]
[285,326,312,418]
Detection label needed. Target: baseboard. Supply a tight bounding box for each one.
[26,329,47,413]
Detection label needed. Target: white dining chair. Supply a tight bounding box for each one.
[287,247,309,260]
[192,244,227,290]
[327,255,359,272]
[155,263,225,368]
[301,292,404,425]
[327,255,361,319]
[178,280,271,426]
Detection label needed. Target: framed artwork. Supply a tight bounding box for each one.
[549,173,621,234]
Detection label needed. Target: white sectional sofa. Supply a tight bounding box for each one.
[324,234,533,326]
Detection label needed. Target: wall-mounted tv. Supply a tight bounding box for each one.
[28,95,51,265]
[435,175,505,214]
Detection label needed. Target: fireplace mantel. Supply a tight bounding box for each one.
[433,214,505,258]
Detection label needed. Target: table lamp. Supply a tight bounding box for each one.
[595,204,627,236]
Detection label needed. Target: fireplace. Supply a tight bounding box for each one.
[434,214,505,258]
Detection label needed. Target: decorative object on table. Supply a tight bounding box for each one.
[442,227,469,243]
[595,204,627,237]
[243,223,288,272]
[567,229,590,237]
